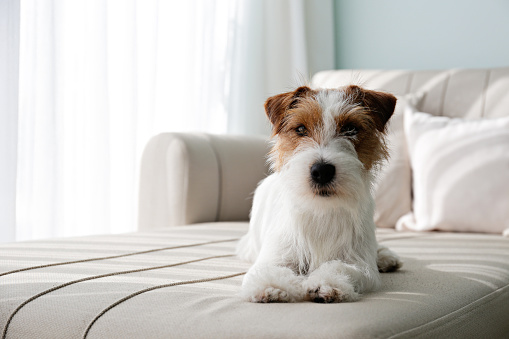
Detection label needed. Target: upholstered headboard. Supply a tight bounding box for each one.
[312,68,509,119]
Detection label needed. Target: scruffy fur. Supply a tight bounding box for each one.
[237,85,402,303]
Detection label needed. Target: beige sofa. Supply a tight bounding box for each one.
[2,68,509,338]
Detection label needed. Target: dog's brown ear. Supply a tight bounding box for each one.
[264,86,313,134]
[345,85,397,132]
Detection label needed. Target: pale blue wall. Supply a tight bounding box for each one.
[334,0,509,70]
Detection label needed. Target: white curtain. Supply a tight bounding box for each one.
[2,0,335,242]
[0,0,19,243]
[228,1,335,135]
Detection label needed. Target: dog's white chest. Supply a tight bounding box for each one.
[247,173,373,273]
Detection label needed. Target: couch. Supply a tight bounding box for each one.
[2,68,509,338]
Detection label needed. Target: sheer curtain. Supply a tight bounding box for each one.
[3,0,334,242]
[0,0,20,243]
[228,1,336,134]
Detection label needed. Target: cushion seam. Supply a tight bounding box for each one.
[404,72,415,94]
[82,271,246,339]
[167,137,189,226]
[204,135,223,222]
[480,70,492,118]
[439,71,452,116]
[387,283,509,339]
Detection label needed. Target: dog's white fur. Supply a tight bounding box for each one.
[237,87,402,303]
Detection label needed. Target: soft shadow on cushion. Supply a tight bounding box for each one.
[397,105,509,235]
[373,93,423,228]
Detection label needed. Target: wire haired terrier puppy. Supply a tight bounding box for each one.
[237,85,402,303]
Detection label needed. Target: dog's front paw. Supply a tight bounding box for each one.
[377,245,403,273]
[305,282,359,303]
[241,264,305,303]
[248,287,292,303]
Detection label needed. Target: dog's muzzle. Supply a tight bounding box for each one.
[310,162,335,186]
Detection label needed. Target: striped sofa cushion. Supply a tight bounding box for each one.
[1,222,509,338]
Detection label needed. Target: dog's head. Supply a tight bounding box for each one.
[265,85,396,203]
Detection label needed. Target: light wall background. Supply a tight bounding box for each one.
[334,0,509,70]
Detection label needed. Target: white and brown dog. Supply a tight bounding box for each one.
[237,85,402,303]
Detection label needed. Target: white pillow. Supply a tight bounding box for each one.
[397,106,509,235]
[373,93,423,228]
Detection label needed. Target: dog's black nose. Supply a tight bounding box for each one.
[310,162,335,186]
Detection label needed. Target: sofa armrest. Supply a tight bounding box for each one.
[138,133,270,230]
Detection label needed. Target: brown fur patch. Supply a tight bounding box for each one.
[269,96,323,171]
[265,87,320,171]
[264,86,316,131]
[334,108,388,170]
[343,85,397,133]
[265,85,396,172]
[338,85,396,170]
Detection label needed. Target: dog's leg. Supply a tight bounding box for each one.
[241,263,305,303]
[377,244,403,272]
[303,261,379,303]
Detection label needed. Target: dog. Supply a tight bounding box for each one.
[236,84,402,303]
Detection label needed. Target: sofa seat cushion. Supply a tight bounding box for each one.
[1,223,509,339]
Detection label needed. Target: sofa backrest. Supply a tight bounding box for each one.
[312,68,509,119]
[139,67,509,230]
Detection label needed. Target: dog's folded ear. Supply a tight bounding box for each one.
[265,86,313,133]
[345,85,397,133]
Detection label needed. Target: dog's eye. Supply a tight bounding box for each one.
[295,125,308,137]
[340,124,358,137]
